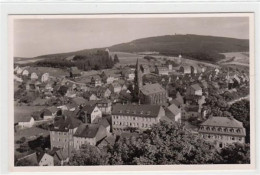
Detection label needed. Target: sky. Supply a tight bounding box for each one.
[13,16,249,58]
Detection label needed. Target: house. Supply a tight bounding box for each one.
[26,81,38,91]
[47,106,60,116]
[97,117,111,134]
[139,83,168,105]
[41,109,55,120]
[102,71,121,84]
[93,87,112,99]
[41,73,49,83]
[71,97,87,108]
[122,69,135,81]
[22,69,29,76]
[50,116,82,158]
[141,64,150,74]
[84,92,99,101]
[179,66,191,74]
[48,147,68,166]
[15,116,35,129]
[30,72,38,80]
[70,67,81,78]
[165,103,182,123]
[14,74,23,83]
[155,66,169,75]
[109,83,122,94]
[91,75,102,87]
[37,152,54,166]
[182,105,200,120]
[95,99,112,115]
[97,135,116,150]
[198,116,246,148]
[79,105,102,124]
[73,124,107,149]
[112,104,165,132]
[186,84,202,96]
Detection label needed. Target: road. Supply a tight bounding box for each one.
[227,95,250,105]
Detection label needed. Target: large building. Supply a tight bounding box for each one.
[134,59,167,105]
[139,83,168,105]
[111,103,165,132]
[50,116,82,157]
[198,116,246,148]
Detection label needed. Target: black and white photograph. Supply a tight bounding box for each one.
[10,14,254,171]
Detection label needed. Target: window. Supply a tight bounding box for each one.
[237,129,241,133]
[133,117,135,120]
[231,137,235,140]
[218,127,222,132]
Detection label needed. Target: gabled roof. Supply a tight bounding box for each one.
[74,124,106,139]
[51,116,82,132]
[167,103,181,116]
[71,97,87,106]
[97,118,110,128]
[82,105,97,115]
[140,83,166,95]
[201,116,244,128]
[191,84,202,91]
[112,103,162,118]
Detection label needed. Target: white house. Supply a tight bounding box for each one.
[16,116,35,129]
[186,84,202,96]
[41,73,49,83]
[31,72,38,80]
[22,69,29,76]
[166,103,182,123]
[81,105,102,124]
[38,153,54,166]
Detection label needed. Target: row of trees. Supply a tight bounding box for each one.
[35,50,119,71]
[68,121,250,165]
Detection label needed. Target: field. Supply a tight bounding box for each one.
[110,52,148,65]
[14,105,46,123]
[26,66,68,77]
[219,52,249,66]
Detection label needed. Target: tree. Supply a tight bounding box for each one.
[229,100,250,143]
[68,144,108,165]
[114,54,120,64]
[106,121,221,165]
[15,158,38,166]
[218,143,250,164]
[58,85,68,96]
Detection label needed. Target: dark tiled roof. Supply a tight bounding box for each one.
[201,116,244,128]
[82,105,96,115]
[71,97,87,106]
[98,118,110,128]
[74,124,106,140]
[51,116,82,132]
[140,83,166,95]
[112,104,162,118]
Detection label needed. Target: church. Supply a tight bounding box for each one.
[134,59,168,105]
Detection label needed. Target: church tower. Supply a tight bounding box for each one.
[134,58,143,97]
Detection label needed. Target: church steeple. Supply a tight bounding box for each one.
[134,58,143,98]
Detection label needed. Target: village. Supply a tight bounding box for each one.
[13,49,250,166]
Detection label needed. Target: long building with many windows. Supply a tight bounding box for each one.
[111,103,165,132]
[198,116,246,148]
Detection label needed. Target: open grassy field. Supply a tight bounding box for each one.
[219,52,249,66]
[110,52,148,65]
[14,105,46,123]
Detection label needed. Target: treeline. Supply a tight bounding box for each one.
[68,121,250,166]
[34,50,115,71]
[160,51,225,63]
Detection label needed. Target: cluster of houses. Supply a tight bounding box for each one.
[14,56,248,166]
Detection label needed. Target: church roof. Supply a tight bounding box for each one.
[140,83,166,95]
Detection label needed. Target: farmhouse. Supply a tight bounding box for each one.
[186,84,202,96]
[73,124,107,149]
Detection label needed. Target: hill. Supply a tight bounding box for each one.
[15,34,249,66]
[108,34,249,62]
